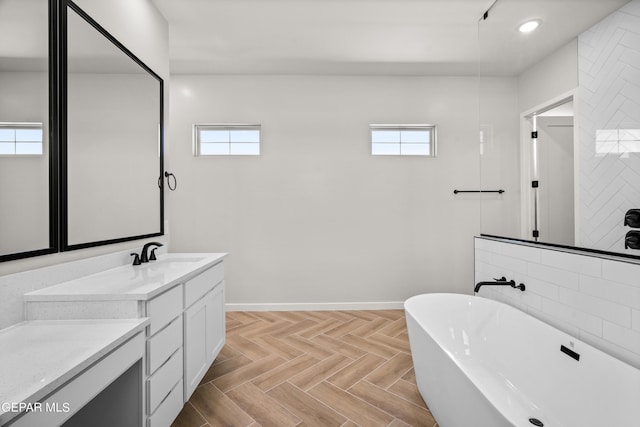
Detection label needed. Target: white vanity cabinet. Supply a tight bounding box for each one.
[144,260,226,425]
[23,252,227,427]
[183,261,225,400]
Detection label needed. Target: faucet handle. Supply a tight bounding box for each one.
[493,276,507,282]
[130,253,141,266]
[150,248,158,261]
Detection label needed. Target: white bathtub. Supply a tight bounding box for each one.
[405,293,640,427]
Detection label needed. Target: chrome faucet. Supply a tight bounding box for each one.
[140,242,163,263]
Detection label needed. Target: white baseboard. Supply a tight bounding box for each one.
[225,301,404,312]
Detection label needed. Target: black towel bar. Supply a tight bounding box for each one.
[453,189,504,194]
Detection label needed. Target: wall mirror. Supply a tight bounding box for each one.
[479,0,640,259]
[0,0,57,261]
[62,1,164,250]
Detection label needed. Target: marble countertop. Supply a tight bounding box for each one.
[0,318,148,425]
[23,253,227,302]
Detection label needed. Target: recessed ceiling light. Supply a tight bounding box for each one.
[518,19,541,33]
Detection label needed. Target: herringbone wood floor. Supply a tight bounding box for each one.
[171,310,438,427]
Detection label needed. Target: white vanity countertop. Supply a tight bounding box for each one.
[0,318,148,425]
[23,253,227,302]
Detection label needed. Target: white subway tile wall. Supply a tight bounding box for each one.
[475,237,640,368]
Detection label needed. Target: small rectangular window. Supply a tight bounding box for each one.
[370,125,436,156]
[0,123,44,156]
[194,124,261,156]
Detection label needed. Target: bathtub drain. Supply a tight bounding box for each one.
[528,418,544,426]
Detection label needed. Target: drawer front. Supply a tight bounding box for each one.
[147,348,183,415]
[147,285,183,336]
[148,379,183,427]
[185,262,224,308]
[148,316,182,375]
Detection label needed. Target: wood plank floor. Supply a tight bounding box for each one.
[172,310,438,427]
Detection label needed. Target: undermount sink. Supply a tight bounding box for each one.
[153,255,206,265]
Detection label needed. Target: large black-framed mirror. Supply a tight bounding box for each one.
[478,0,640,261]
[61,0,164,251]
[0,0,58,262]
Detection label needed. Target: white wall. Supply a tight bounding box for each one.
[67,73,160,245]
[518,39,578,113]
[168,75,482,307]
[0,71,49,254]
[478,77,521,238]
[475,236,640,368]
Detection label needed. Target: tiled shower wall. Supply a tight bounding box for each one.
[475,236,640,369]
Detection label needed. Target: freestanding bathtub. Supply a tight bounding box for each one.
[405,293,640,427]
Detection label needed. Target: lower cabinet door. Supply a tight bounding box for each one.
[183,297,208,400]
[206,282,225,365]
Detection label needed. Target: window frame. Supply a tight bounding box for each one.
[370,124,437,157]
[193,124,262,156]
[0,122,45,156]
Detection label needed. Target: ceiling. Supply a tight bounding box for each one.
[153,0,629,76]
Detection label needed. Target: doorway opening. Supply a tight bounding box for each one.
[522,96,576,246]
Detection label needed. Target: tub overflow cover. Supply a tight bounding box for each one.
[529,418,544,426]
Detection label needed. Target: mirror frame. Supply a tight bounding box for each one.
[0,0,59,262]
[59,0,164,252]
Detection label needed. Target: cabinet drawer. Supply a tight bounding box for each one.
[147,348,183,415]
[148,379,183,427]
[148,317,182,375]
[185,262,224,308]
[147,285,183,336]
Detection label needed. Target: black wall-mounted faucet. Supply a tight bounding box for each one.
[140,242,163,263]
[474,276,526,293]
